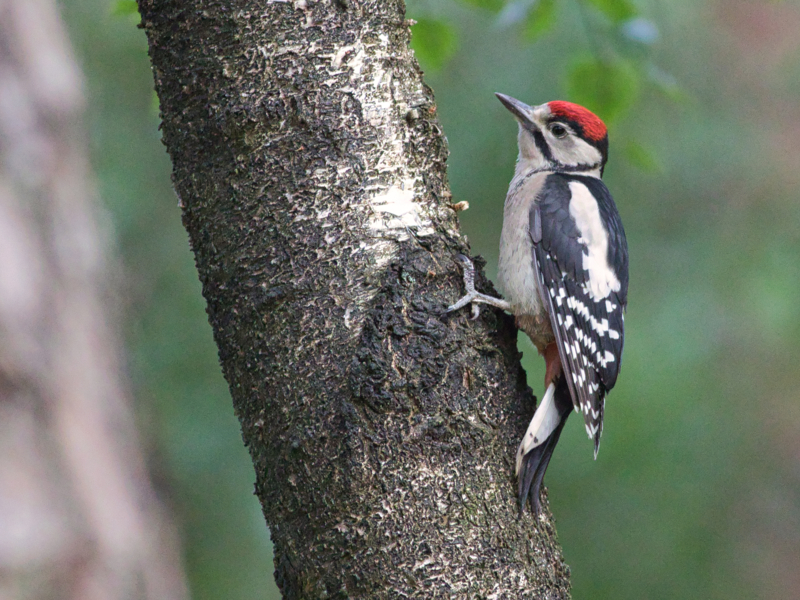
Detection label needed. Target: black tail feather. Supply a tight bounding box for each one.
[518,377,573,515]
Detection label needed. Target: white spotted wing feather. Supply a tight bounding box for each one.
[531,174,628,455]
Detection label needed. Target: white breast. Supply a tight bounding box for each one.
[497,172,547,317]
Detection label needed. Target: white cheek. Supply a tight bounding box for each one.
[515,126,548,172]
[517,126,539,158]
[549,136,601,168]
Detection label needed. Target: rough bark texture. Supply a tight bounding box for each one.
[0,1,188,598]
[138,0,571,597]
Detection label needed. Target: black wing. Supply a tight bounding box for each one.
[530,173,628,454]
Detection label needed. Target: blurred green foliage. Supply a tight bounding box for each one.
[459,0,506,12]
[523,0,558,41]
[410,1,800,598]
[110,0,137,16]
[409,18,459,71]
[565,55,639,122]
[585,0,636,23]
[412,0,668,130]
[62,0,800,598]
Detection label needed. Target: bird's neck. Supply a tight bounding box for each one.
[515,155,603,179]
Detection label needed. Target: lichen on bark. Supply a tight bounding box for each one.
[138,0,571,597]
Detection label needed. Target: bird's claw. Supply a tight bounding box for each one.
[446,254,479,315]
[470,303,480,320]
[446,254,511,317]
[446,291,482,319]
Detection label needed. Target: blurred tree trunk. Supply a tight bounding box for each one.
[138,0,571,598]
[0,1,188,598]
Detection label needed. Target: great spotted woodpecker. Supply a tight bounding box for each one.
[448,94,629,514]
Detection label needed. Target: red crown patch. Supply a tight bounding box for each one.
[547,101,607,142]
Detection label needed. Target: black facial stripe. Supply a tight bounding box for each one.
[524,124,555,163]
[555,161,602,174]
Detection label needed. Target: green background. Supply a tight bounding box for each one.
[62,0,800,598]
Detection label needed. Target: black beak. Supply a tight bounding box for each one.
[495,93,536,128]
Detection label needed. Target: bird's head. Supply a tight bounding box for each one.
[496,93,608,177]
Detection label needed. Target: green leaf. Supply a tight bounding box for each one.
[523,0,557,41]
[458,0,506,12]
[111,0,138,16]
[582,0,636,23]
[622,140,661,172]
[410,19,459,71]
[565,57,639,123]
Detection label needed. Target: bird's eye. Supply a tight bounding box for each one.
[550,124,568,138]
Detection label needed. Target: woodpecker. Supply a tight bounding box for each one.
[447,94,629,514]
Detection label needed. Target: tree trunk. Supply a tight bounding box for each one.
[0,1,188,598]
[137,0,571,597]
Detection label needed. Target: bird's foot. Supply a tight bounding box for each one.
[446,254,512,319]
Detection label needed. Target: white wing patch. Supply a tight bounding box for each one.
[568,181,620,300]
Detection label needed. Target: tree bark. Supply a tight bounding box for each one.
[0,1,188,598]
[138,0,571,597]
